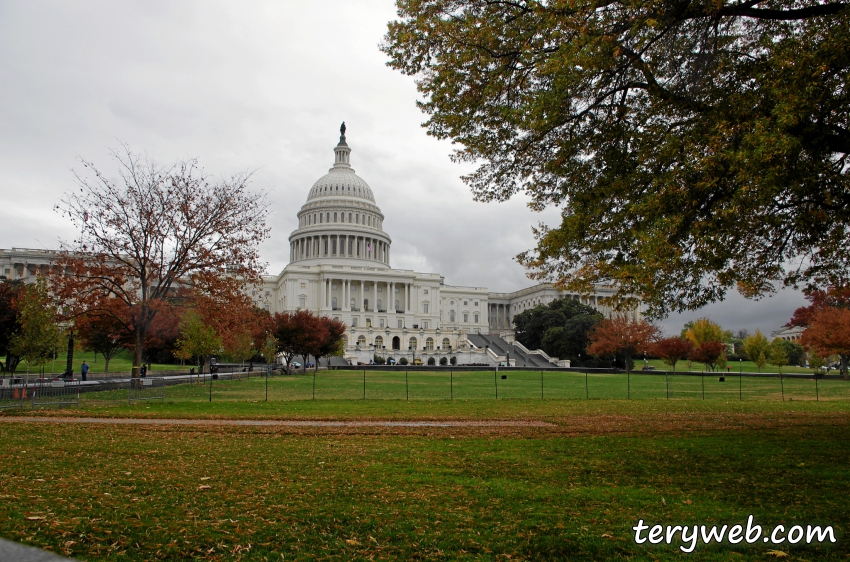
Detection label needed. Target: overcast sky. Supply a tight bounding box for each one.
[0,0,807,336]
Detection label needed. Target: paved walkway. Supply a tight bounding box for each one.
[0,416,555,428]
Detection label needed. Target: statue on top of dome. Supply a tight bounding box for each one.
[340,121,346,136]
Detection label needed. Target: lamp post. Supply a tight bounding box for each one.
[739,358,742,374]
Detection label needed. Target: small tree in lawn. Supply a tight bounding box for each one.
[314,317,346,371]
[272,310,321,374]
[653,337,693,374]
[9,279,64,374]
[768,339,789,374]
[175,310,222,374]
[801,307,850,379]
[76,298,129,373]
[587,316,661,373]
[261,334,278,368]
[743,331,770,371]
[690,341,726,372]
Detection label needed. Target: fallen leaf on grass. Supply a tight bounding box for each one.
[26,516,45,521]
[601,534,614,539]
[200,477,210,481]
[683,499,693,504]
[197,485,211,491]
[345,539,359,546]
[765,551,788,558]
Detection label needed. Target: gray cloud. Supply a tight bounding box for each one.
[0,0,804,337]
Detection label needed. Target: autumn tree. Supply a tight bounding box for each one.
[271,310,320,373]
[313,316,347,371]
[587,316,661,373]
[743,330,771,371]
[768,339,790,374]
[51,146,268,377]
[175,310,223,374]
[9,279,63,373]
[801,307,850,378]
[653,337,693,374]
[690,341,727,372]
[76,298,129,373]
[384,1,850,317]
[682,318,731,347]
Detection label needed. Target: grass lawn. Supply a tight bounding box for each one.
[15,349,186,376]
[45,369,849,414]
[1,398,849,561]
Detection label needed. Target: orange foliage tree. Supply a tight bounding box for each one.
[587,316,661,372]
[50,146,269,376]
[689,341,727,372]
[801,308,850,379]
[652,337,693,374]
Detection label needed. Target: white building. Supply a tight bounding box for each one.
[1,127,642,366]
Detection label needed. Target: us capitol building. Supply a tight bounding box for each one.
[1,126,642,367]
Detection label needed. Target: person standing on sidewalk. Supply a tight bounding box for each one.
[81,361,89,381]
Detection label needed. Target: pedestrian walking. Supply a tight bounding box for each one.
[81,360,89,381]
[140,364,147,378]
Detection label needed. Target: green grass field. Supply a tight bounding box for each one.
[1,398,849,561]
[14,349,185,376]
[50,369,850,411]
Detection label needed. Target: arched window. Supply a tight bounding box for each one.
[356,214,359,224]
[326,213,330,222]
[377,299,382,311]
[392,336,400,350]
[394,299,399,311]
[408,337,418,350]
[331,297,337,309]
[334,212,337,222]
[449,310,455,322]
[350,298,356,310]
[364,298,369,311]
[342,335,348,348]
[357,335,366,347]
[442,338,451,349]
[374,336,384,349]
[425,337,434,351]
[474,313,479,323]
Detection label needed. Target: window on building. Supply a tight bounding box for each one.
[423,321,429,329]
[464,300,468,306]
[425,337,434,350]
[352,317,358,327]
[395,299,399,311]
[380,318,385,328]
[424,289,429,295]
[474,313,479,323]
[350,298,356,309]
[398,319,403,329]
[334,212,337,222]
[423,303,429,313]
[357,335,366,347]
[474,301,479,307]
[366,318,372,328]
[442,338,450,349]
[409,337,417,350]
[449,310,455,322]
[374,335,383,349]
[464,313,469,323]
[332,297,337,309]
[299,297,306,308]
[377,299,382,310]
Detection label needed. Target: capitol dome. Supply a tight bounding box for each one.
[287,125,391,267]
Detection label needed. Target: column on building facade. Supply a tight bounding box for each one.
[373,280,378,312]
[360,280,365,311]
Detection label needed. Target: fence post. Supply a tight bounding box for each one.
[406,371,409,401]
[815,375,819,401]
[312,370,316,400]
[739,372,743,401]
[627,370,630,400]
[780,371,784,402]
[494,369,498,400]
[209,370,213,403]
[363,370,366,400]
[450,370,453,400]
[701,372,705,400]
[585,371,588,400]
[265,365,269,402]
[666,373,669,400]
[540,370,543,400]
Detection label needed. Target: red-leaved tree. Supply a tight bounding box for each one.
[801,307,850,379]
[653,337,693,374]
[690,341,726,372]
[587,316,661,373]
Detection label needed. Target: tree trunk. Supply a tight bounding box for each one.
[133,330,144,378]
[104,356,110,374]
